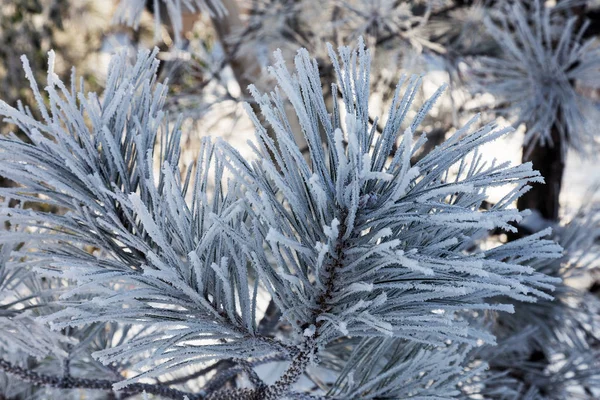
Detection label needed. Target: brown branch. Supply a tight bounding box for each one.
[203,350,313,400]
[0,357,202,400]
[260,350,312,400]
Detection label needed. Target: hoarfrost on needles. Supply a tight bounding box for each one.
[0,37,565,397]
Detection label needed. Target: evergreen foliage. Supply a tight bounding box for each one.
[0,38,570,398]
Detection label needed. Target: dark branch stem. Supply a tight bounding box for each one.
[0,358,201,400]
[260,350,312,400]
[313,209,349,335]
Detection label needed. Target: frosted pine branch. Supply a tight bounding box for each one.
[0,38,563,398]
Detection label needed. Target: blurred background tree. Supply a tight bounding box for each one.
[0,0,105,113]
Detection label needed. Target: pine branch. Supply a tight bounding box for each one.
[204,350,314,400]
[260,350,313,400]
[0,33,571,398]
[0,357,201,399]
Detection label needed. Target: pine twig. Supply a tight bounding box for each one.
[0,357,201,399]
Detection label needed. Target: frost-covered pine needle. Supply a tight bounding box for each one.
[0,38,564,396]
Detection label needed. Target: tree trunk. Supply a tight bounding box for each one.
[517,125,564,221]
[209,0,261,97]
